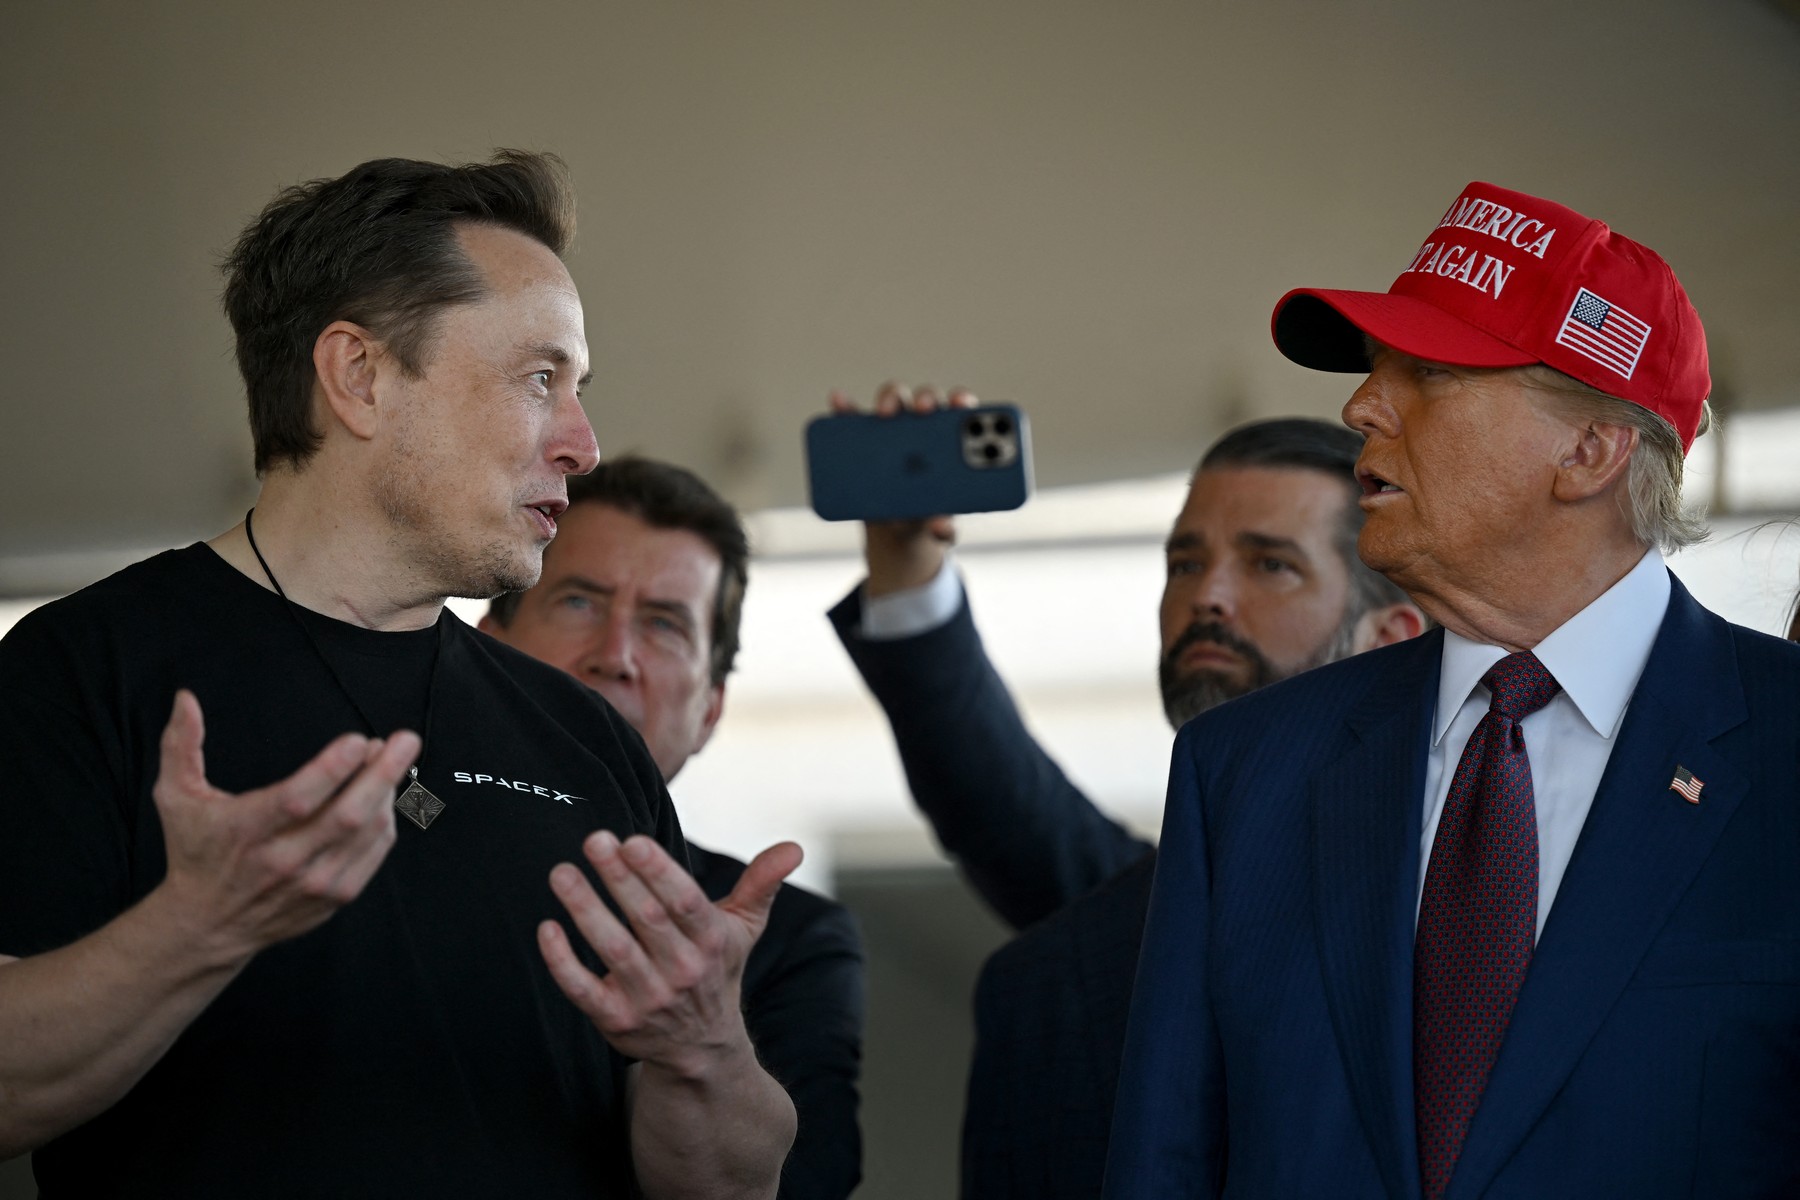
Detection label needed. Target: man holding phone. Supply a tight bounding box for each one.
[824,384,1423,1197]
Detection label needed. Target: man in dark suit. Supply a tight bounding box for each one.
[1108,181,1800,1198]
[483,456,864,1200]
[829,400,1422,1197]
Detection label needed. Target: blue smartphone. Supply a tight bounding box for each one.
[805,405,1033,522]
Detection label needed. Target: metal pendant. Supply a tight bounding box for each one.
[396,769,447,830]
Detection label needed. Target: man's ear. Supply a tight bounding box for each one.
[688,683,727,758]
[311,320,384,443]
[1552,420,1636,504]
[1351,601,1426,652]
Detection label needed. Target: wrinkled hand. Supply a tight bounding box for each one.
[539,832,802,1078]
[828,381,977,597]
[152,689,419,962]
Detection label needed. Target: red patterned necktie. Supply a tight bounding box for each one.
[1414,650,1560,1200]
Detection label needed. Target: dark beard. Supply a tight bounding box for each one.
[1158,612,1361,729]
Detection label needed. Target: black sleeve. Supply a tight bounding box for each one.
[0,607,138,958]
[747,896,865,1200]
[594,694,692,876]
[646,773,690,877]
[963,944,1028,1200]
[828,584,1152,930]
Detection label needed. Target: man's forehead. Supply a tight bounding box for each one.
[1367,334,1536,387]
[1170,464,1353,543]
[545,504,722,591]
[455,223,584,318]
[455,221,571,282]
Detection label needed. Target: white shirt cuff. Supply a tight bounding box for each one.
[860,558,964,640]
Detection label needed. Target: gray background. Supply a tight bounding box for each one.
[4,0,1798,594]
[3,1,1798,1196]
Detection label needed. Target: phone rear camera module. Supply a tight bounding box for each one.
[962,410,1019,470]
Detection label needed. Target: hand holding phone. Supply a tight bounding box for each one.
[812,383,1033,598]
[806,387,1032,523]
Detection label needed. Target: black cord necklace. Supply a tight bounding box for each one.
[244,508,449,830]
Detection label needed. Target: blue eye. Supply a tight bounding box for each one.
[530,370,553,388]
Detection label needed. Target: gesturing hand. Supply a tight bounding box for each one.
[538,832,803,1077]
[152,689,420,963]
[829,381,977,597]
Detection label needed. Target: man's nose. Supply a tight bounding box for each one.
[552,392,601,476]
[1342,360,1398,440]
[585,611,638,682]
[1190,563,1241,619]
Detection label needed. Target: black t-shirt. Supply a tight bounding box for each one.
[0,544,687,1198]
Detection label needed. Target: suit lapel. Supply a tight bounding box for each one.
[1448,579,1750,1199]
[1311,630,1442,1200]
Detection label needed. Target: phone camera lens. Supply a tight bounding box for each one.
[982,442,1001,462]
[992,416,1012,436]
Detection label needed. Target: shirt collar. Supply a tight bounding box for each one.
[1433,548,1671,745]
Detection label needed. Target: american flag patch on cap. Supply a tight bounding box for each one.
[1555,287,1653,381]
[1669,765,1704,805]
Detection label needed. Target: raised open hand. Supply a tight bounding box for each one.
[152,689,419,962]
[538,832,802,1076]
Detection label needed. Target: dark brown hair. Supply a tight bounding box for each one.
[221,149,576,473]
[488,456,751,687]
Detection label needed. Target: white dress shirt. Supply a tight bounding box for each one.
[1416,548,1671,938]
[859,557,964,640]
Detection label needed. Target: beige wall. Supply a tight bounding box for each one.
[1,5,1798,1188]
[3,0,1798,588]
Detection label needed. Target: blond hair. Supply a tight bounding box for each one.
[1518,364,1712,553]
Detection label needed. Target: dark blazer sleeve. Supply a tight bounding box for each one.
[693,847,866,1200]
[829,583,1152,930]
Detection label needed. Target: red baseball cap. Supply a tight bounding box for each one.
[1270,182,1711,450]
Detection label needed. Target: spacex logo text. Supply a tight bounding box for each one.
[451,772,585,805]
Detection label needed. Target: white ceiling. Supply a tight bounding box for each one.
[3,0,1797,594]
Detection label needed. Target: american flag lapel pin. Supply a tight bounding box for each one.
[1669,765,1704,805]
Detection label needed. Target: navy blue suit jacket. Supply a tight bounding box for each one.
[968,855,1156,1199]
[828,587,1148,930]
[1107,577,1800,1198]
